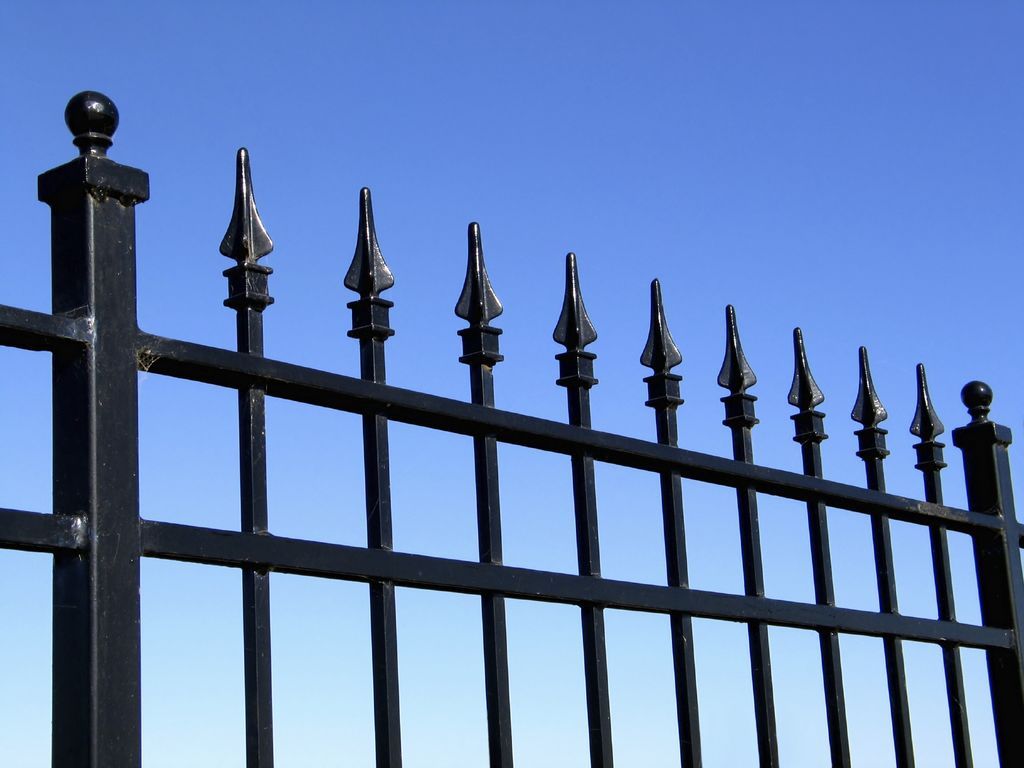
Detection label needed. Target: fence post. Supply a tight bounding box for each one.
[38,91,148,767]
[952,381,1024,766]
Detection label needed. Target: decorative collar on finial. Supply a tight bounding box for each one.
[788,328,824,410]
[345,188,394,299]
[961,380,993,423]
[851,346,888,427]
[455,222,503,326]
[640,279,682,374]
[553,252,597,351]
[717,304,756,394]
[65,91,119,156]
[220,148,273,264]
[910,364,944,440]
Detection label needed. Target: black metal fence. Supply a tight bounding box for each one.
[1,91,1022,768]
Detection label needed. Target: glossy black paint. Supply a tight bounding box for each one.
[221,147,275,768]
[851,347,914,768]
[912,365,974,768]
[39,91,148,767]
[457,223,514,768]
[554,254,614,768]
[345,187,403,768]
[0,93,1022,767]
[642,280,701,768]
[789,328,851,768]
[953,383,1024,766]
[718,305,778,768]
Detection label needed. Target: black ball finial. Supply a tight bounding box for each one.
[961,380,993,422]
[64,91,119,156]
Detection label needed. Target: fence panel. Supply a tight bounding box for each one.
[1,91,1022,768]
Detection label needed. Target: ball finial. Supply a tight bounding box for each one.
[64,91,119,156]
[961,380,993,422]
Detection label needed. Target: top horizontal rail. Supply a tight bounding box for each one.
[137,331,1004,536]
[0,303,92,351]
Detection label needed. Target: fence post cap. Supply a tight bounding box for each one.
[65,91,119,156]
[961,380,993,422]
[953,380,1012,450]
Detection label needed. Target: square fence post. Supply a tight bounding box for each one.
[38,92,148,768]
[952,381,1024,766]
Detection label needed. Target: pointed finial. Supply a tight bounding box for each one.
[640,280,682,374]
[961,380,993,423]
[553,253,597,351]
[220,148,273,263]
[851,347,888,428]
[65,91,118,156]
[788,328,824,410]
[717,305,757,394]
[345,188,394,298]
[455,222,503,326]
[910,364,944,440]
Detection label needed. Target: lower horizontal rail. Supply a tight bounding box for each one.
[0,508,85,552]
[141,519,1012,650]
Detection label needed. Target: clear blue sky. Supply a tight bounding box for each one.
[1,2,1022,766]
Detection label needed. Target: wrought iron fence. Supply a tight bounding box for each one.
[1,91,1022,768]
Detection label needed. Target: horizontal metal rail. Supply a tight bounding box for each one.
[140,518,1011,650]
[2,503,1008,649]
[137,332,1003,535]
[0,507,85,552]
[0,303,91,351]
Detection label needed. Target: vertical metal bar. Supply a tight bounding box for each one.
[474,370,515,768]
[952,381,1024,767]
[932,523,975,768]
[851,348,914,767]
[789,329,851,767]
[239,355,274,768]
[220,148,276,768]
[363,350,402,768]
[570,394,615,768]
[345,188,402,768]
[718,305,777,768]
[39,91,149,767]
[553,254,614,768]
[641,281,701,767]
[911,364,972,768]
[456,223,514,767]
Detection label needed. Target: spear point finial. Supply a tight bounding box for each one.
[344,187,394,298]
[788,328,824,410]
[220,148,274,264]
[640,279,682,374]
[852,346,888,427]
[553,252,597,351]
[717,304,757,394]
[910,363,944,440]
[455,222,503,326]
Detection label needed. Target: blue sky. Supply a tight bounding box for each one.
[1,2,1023,766]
